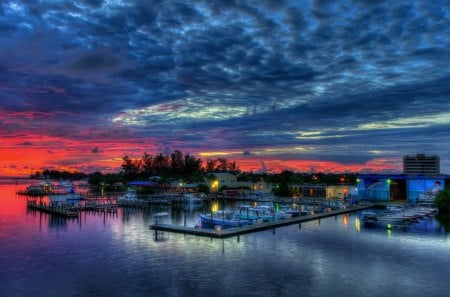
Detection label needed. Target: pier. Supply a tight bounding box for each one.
[150,204,373,238]
[27,200,79,217]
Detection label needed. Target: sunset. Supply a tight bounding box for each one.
[1,0,449,176]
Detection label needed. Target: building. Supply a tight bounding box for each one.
[357,174,447,203]
[403,154,440,174]
[208,172,238,192]
[326,185,358,199]
[208,172,273,195]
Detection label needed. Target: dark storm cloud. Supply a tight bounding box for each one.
[1,0,449,172]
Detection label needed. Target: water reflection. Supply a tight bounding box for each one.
[2,180,450,297]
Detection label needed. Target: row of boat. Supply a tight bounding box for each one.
[117,188,203,205]
[198,205,310,229]
[360,205,438,229]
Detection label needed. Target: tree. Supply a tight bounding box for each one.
[153,153,170,177]
[170,150,184,176]
[121,156,141,181]
[141,152,154,177]
[206,159,216,172]
[217,158,229,171]
[435,190,450,214]
[183,154,203,180]
[273,170,293,197]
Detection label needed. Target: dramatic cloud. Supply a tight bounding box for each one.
[0,0,449,175]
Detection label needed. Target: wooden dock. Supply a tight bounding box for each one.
[150,204,373,238]
[27,201,79,217]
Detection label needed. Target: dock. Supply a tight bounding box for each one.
[150,204,373,238]
[27,201,79,217]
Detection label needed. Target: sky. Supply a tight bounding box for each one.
[0,0,449,176]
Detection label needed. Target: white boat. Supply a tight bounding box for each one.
[48,192,82,205]
[118,188,139,202]
[235,205,285,223]
[184,193,203,204]
[360,210,378,227]
[199,210,249,229]
[385,205,404,213]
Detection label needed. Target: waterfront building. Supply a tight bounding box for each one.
[290,184,326,198]
[325,185,358,199]
[357,174,447,203]
[403,153,440,174]
[209,172,238,192]
[208,172,273,194]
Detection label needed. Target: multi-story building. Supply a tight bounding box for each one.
[403,154,440,175]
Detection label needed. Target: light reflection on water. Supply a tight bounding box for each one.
[1,180,450,297]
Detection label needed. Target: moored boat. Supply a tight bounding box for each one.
[360,210,378,227]
[199,210,249,229]
[235,205,285,223]
[118,188,139,202]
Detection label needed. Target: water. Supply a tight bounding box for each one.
[1,180,450,297]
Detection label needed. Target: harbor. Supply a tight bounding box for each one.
[2,179,450,297]
[150,204,373,238]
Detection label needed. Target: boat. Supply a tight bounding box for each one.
[184,193,203,204]
[48,182,81,204]
[118,188,139,202]
[360,210,378,227]
[279,205,309,218]
[235,205,285,223]
[22,179,54,195]
[199,210,249,229]
[385,205,404,213]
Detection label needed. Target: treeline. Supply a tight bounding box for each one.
[29,151,360,196]
[121,150,238,182]
[30,169,87,180]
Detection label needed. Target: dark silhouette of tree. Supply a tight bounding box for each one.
[153,153,170,177]
[170,150,184,176]
[121,156,141,181]
[206,159,216,172]
[141,152,154,177]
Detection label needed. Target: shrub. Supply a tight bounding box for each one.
[435,190,450,214]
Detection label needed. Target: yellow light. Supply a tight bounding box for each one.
[355,218,361,233]
[211,202,219,212]
[343,214,349,227]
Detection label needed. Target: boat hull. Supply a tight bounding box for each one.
[199,214,249,229]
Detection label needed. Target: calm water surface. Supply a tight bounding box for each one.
[1,180,449,297]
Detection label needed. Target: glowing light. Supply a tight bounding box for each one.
[211,202,219,212]
[343,214,349,227]
[355,217,361,233]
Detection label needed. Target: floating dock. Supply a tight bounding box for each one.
[150,204,373,238]
[27,201,79,217]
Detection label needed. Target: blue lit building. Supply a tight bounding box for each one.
[357,174,448,203]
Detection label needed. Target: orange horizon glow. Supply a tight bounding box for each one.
[0,140,402,177]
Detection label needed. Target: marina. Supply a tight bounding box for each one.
[151,204,373,238]
[2,179,450,297]
[361,205,438,229]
